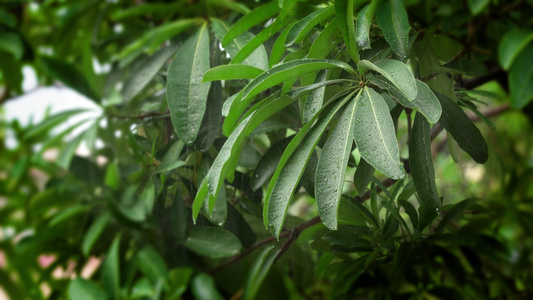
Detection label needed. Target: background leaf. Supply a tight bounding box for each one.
[184,227,242,258]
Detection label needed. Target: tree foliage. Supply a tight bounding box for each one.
[1,0,533,299]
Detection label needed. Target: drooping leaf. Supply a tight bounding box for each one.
[266,92,355,237]
[353,157,375,196]
[202,64,263,82]
[316,91,361,230]
[221,1,281,47]
[376,0,411,58]
[191,274,224,300]
[243,245,281,300]
[409,113,440,225]
[509,43,533,109]
[498,30,533,71]
[167,23,211,144]
[67,278,108,300]
[184,227,242,258]
[101,234,121,300]
[436,92,488,163]
[358,59,417,100]
[41,56,100,102]
[285,5,335,47]
[334,0,359,63]
[121,39,182,102]
[303,70,328,124]
[354,87,405,180]
[211,18,269,70]
[355,0,380,50]
[391,79,442,124]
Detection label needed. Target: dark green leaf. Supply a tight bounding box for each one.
[467,0,490,15]
[82,212,111,256]
[498,30,533,70]
[354,158,374,196]
[67,278,108,300]
[334,0,359,62]
[101,234,121,300]
[376,0,411,58]
[243,245,281,300]
[436,198,477,233]
[359,59,417,100]
[509,44,533,109]
[136,246,168,283]
[285,5,335,46]
[355,1,379,50]
[167,23,211,144]
[392,79,442,124]
[184,227,242,258]
[399,199,418,229]
[202,64,264,82]
[252,137,292,191]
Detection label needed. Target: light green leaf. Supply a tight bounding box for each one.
[211,18,268,70]
[221,1,280,47]
[104,162,120,190]
[202,64,263,82]
[359,59,417,100]
[354,87,405,180]
[467,0,490,15]
[184,227,242,258]
[270,25,292,67]
[68,278,108,300]
[191,274,224,300]
[409,113,440,225]
[136,246,168,284]
[203,185,227,225]
[82,212,111,256]
[23,109,88,140]
[167,23,211,144]
[354,157,374,196]
[303,70,328,124]
[141,178,155,213]
[154,160,186,174]
[41,56,100,102]
[121,40,182,102]
[56,133,85,169]
[436,92,488,163]
[509,44,533,109]
[285,5,335,46]
[243,245,280,300]
[266,92,355,237]
[101,234,121,300]
[376,0,411,58]
[334,0,359,63]
[0,32,23,59]
[356,0,380,50]
[498,30,533,70]
[316,91,361,230]
[392,79,442,124]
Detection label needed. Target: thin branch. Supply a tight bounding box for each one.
[109,111,169,120]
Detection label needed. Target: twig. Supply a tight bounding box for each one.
[109,111,169,120]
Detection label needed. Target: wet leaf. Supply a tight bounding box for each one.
[334,0,359,62]
[376,0,411,58]
[202,64,263,82]
[392,79,442,124]
[359,59,417,100]
[356,1,379,50]
[285,5,335,46]
[354,158,374,196]
[243,245,280,300]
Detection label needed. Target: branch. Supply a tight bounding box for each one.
[458,67,506,90]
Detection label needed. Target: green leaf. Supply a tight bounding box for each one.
[209,0,250,14]
[101,234,121,300]
[243,245,281,300]
[355,1,380,50]
[184,227,242,258]
[498,30,533,71]
[270,25,292,67]
[202,64,263,82]
[41,56,100,102]
[435,198,477,233]
[104,162,121,190]
[436,93,488,163]
[136,246,168,284]
[221,1,281,47]
[409,113,440,224]
[49,205,88,227]
[375,0,411,58]
[0,51,22,92]
[121,40,182,102]
[392,79,442,124]
[399,199,418,229]
[334,0,359,63]
[285,5,335,47]
[68,278,108,300]
[203,185,227,225]
[303,70,328,124]
[381,201,409,231]
[252,137,292,191]
[354,87,405,180]
[509,43,533,109]
[359,59,417,100]
[23,109,88,140]
[191,274,224,300]
[308,18,340,60]
[0,32,23,59]
[266,92,355,237]
[82,212,111,256]
[316,91,361,230]
[211,18,268,70]
[354,158,374,196]
[141,178,155,213]
[167,23,211,144]
[467,0,490,15]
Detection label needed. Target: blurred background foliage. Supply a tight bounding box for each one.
[1,0,533,299]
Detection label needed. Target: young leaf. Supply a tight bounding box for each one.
[285,5,335,47]
[101,234,121,300]
[358,59,417,100]
[202,64,264,82]
[436,93,488,163]
[356,0,380,50]
[354,157,375,196]
[41,56,100,103]
[184,227,242,258]
[409,113,440,222]
[167,23,211,144]
[375,0,411,58]
[334,0,359,63]
[316,90,361,230]
[498,30,533,71]
[266,92,355,237]
[243,245,281,300]
[509,44,533,109]
[211,18,268,70]
[221,1,281,47]
[354,87,405,180]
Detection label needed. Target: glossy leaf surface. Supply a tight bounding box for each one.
[376,0,410,58]
[202,64,264,82]
[334,0,359,62]
[359,59,417,100]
